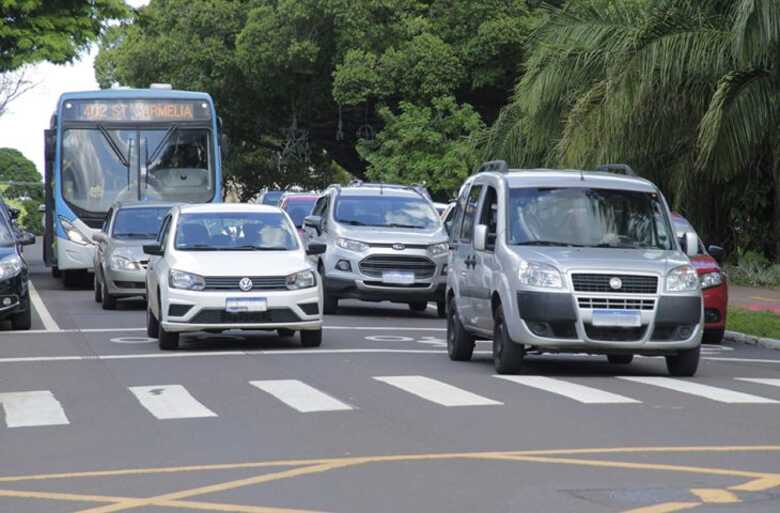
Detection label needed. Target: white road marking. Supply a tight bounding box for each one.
[619,377,780,404]
[0,390,69,428]
[27,281,60,332]
[2,325,445,335]
[250,380,353,412]
[704,357,780,364]
[129,385,217,420]
[736,378,780,389]
[494,376,641,404]
[374,376,502,407]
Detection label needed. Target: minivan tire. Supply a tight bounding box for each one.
[666,345,700,377]
[436,300,446,318]
[301,329,322,347]
[493,306,524,374]
[158,325,179,350]
[446,298,474,361]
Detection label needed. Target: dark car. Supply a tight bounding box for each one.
[0,211,35,330]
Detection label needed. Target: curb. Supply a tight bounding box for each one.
[724,330,780,351]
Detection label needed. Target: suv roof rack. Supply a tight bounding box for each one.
[345,180,430,199]
[595,163,637,177]
[477,160,509,174]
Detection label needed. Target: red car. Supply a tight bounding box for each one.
[280,193,318,236]
[672,213,728,343]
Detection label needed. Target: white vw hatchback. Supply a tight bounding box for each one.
[144,204,325,350]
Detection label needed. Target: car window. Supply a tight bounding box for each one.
[112,207,171,239]
[460,185,483,242]
[312,194,328,217]
[283,198,316,228]
[334,194,440,229]
[174,211,299,251]
[478,186,498,250]
[158,215,172,248]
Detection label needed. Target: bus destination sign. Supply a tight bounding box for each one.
[62,99,212,122]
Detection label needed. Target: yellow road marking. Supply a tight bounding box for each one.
[156,499,327,513]
[729,475,780,492]
[690,488,740,503]
[621,502,700,513]
[750,296,776,302]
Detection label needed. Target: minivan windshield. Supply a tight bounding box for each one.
[112,207,171,240]
[175,212,298,251]
[508,187,674,250]
[335,195,440,229]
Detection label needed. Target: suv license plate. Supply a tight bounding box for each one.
[382,271,415,285]
[226,298,267,313]
[592,310,641,328]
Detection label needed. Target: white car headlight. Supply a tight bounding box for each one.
[0,254,23,281]
[666,265,700,292]
[518,261,563,289]
[428,242,449,257]
[169,269,206,291]
[110,248,144,271]
[287,270,316,290]
[700,271,723,289]
[59,217,93,246]
[336,238,369,253]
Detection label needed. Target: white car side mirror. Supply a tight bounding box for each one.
[474,224,488,252]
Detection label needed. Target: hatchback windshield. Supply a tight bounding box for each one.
[112,207,171,240]
[283,198,316,228]
[335,195,440,229]
[175,212,298,251]
[508,187,674,250]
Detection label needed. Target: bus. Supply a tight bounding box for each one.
[43,86,225,286]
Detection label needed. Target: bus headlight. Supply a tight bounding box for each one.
[0,254,23,281]
[59,217,93,246]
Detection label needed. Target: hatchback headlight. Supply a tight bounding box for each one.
[518,261,563,289]
[169,269,206,291]
[336,238,369,253]
[110,248,144,271]
[428,242,449,257]
[0,254,22,281]
[666,265,700,292]
[287,270,316,290]
[59,217,93,246]
[700,271,723,289]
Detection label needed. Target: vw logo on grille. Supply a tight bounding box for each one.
[239,277,253,292]
[392,243,406,251]
[609,277,623,290]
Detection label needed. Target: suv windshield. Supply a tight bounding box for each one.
[112,207,171,240]
[508,187,674,250]
[175,212,298,251]
[335,195,439,229]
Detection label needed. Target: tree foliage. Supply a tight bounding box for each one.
[0,148,42,233]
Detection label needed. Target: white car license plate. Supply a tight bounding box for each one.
[226,298,267,313]
[592,309,641,328]
[382,271,415,285]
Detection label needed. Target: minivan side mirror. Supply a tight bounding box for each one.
[681,232,698,257]
[304,215,323,235]
[306,243,327,256]
[707,244,724,263]
[17,232,35,246]
[142,244,164,256]
[474,224,488,252]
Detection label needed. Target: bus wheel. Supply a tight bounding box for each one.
[63,270,81,288]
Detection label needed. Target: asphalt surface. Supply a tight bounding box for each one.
[2,243,780,513]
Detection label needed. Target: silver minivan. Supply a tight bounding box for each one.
[446,162,703,376]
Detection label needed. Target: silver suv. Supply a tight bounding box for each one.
[303,183,448,316]
[446,161,703,376]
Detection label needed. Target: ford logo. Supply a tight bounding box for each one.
[239,277,253,292]
[392,243,405,251]
[609,277,623,290]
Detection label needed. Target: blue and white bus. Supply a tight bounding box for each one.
[43,86,224,286]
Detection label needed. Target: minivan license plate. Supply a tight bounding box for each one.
[382,271,415,285]
[592,309,641,328]
[226,298,267,313]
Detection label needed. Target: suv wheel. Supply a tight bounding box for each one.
[409,302,427,312]
[301,329,322,347]
[323,294,339,315]
[446,298,474,361]
[666,346,700,377]
[146,304,159,339]
[493,306,524,374]
[607,354,634,365]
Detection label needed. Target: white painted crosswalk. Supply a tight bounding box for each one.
[129,385,218,420]
[618,377,780,404]
[374,376,502,406]
[495,375,640,404]
[0,390,69,428]
[250,379,353,412]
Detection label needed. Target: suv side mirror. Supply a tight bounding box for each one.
[474,224,488,251]
[707,244,724,263]
[17,232,35,246]
[306,242,326,256]
[304,215,322,235]
[681,232,698,257]
[143,244,164,256]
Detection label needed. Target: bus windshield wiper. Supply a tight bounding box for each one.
[148,125,177,164]
[97,125,129,167]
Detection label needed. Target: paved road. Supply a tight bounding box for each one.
[730,285,780,315]
[2,246,780,513]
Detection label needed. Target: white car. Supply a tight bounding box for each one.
[143,203,326,350]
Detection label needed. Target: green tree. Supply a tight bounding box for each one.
[0,148,43,233]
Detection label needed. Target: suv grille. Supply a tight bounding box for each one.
[572,274,658,294]
[203,276,287,291]
[359,255,436,279]
[578,297,655,310]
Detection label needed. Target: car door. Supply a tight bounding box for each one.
[453,183,483,328]
[147,214,172,317]
[305,193,329,247]
[473,185,499,332]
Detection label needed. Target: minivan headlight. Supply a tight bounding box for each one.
[169,269,206,291]
[287,270,316,290]
[59,217,93,246]
[666,265,700,292]
[428,242,449,257]
[518,261,563,289]
[0,254,22,281]
[336,238,369,253]
[700,271,723,289]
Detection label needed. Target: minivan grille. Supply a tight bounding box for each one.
[203,276,287,291]
[572,274,658,294]
[359,255,436,279]
[578,297,655,310]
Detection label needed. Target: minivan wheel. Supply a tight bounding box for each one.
[666,346,700,377]
[493,307,524,374]
[607,354,634,365]
[301,329,322,347]
[446,299,474,361]
[409,301,427,312]
[158,325,180,350]
[63,270,81,289]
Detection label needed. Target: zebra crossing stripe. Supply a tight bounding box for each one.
[129,385,218,420]
[495,376,641,404]
[735,378,780,389]
[374,376,502,407]
[0,390,69,428]
[250,380,353,412]
[619,377,779,404]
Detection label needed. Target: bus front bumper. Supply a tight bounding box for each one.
[57,237,96,271]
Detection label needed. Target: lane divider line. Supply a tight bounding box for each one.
[27,281,60,332]
[689,488,740,503]
[1,325,446,335]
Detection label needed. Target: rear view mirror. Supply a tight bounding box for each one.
[18,232,35,246]
[142,244,164,256]
[474,224,488,251]
[306,243,326,256]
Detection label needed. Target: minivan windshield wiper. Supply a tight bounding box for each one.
[385,223,424,229]
[515,240,585,247]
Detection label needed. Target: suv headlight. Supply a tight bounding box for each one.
[287,270,316,290]
[110,248,143,271]
[336,238,369,253]
[518,261,563,289]
[169,269,206,291]
[428,242,449,257]
[666,265,700,292]
[700,271,723,289]
[59,217,93,246]
[0,254,22,281]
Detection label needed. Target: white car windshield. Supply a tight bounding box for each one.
[174,212,298,251]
